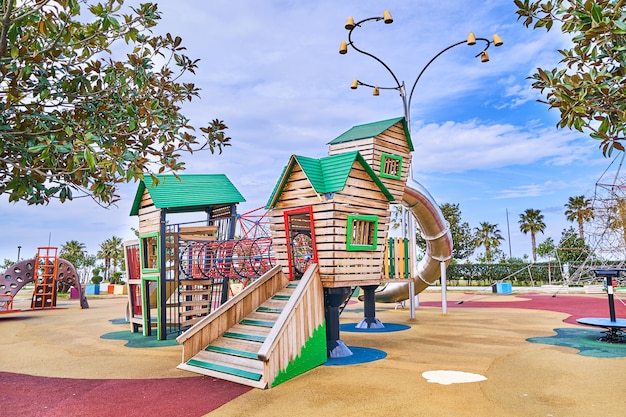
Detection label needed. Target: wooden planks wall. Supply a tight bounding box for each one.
[137,189,161,235]
[327,121,412,202]
[268,161,391,288]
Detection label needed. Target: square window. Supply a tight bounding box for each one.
[380,153,403,179]
[346,215,378,251]
[140,232,160,273]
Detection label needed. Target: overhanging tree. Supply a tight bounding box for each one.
[0,0,230,205]
[515,0,626,156]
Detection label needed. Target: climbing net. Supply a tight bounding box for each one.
[566,153,626,285]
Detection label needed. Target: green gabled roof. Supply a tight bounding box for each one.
[327,116,414,151]
[130,174,245,216]
[266,151,394,208]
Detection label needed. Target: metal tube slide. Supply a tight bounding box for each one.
[372,178,453,303]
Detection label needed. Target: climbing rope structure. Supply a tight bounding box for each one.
[566,153,626,287]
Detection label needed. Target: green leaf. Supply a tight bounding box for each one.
[591,4,603,24]
[598,117,610,134]
[84,147,95,169]
[28,144,49,153]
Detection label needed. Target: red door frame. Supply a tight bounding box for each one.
[283,206,318,280]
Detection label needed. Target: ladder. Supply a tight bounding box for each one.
[31,247,58,309]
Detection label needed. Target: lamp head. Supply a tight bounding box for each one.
[481,50,489,63]
[345,16,355,30]
[493,34,503,47]
[351,79,359,90]
[467,32,476,46]
[383,10,393,24]
[373,86,380,96]
[339,40,348,55]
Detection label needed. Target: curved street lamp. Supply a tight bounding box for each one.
[339,10,503,129]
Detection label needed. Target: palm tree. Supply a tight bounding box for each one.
[564,195,593,241]
[518,209,546,262]
[474,222,504,263]
[59,240,87,266]
[97,236,123,282]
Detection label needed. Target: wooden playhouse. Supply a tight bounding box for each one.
[266,116,413,289]
[126,173,246,340]
[174,117,416,387]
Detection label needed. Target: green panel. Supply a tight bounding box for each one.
[388,238,395,277]
[187,359,262,381]
[403,238,410,278]
[328,117,413,151]
[256,306,283,314]
[223,331,266,343]
[240,319,275,328]
[293,155,325,191]
[131,174,245,215]
[272,295,291,300]
[271,322,328,387]
[317,152,358,193]
[205,345,259,360]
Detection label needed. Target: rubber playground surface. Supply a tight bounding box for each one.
[1,288,626,417]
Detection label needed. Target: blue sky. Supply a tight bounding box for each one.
[0,0,616,263]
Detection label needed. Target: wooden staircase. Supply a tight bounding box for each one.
[176,264,326,389]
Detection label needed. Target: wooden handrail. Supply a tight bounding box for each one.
[257,263,318,361]
[176,265,283,344]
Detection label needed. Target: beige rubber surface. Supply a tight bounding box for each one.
[1,290,625,417]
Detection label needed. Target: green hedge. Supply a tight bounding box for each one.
[445,263,565,286]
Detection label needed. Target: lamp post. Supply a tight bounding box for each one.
[339,10,503,130]
[17,245,21,262]
[338,11,503,318]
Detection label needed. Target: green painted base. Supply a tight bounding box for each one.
[271,322,327,387]
[100,330,177,348]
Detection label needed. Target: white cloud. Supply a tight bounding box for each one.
[412,120,595,174]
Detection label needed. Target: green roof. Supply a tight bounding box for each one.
[327,117,414,151]
[130,174,245,216]
[266,151,394,208]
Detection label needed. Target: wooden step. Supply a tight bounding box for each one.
[210,336,262,354]
[205,345,259,360]
[177,361,267,389]
[246,310,283,322]
[271,294,291,300]
[187,348,263,380]
[256,306,283,314]
[240,318,275,328]
[186,358,262,381]
[224,331,266,343]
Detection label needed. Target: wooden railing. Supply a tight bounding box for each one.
[383,237,414,281]
[176,265,287,363]
[257,263,324,387]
